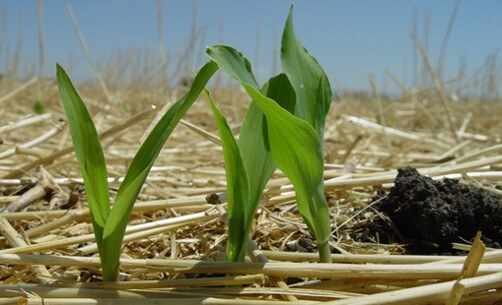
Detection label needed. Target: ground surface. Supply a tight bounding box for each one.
[0,77,501,304]
[369,167,501,254]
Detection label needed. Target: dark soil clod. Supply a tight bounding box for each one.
[369,167,502,254]
[285,237,316,253]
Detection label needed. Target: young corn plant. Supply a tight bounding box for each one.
[56,61,218,281]
[57,4,332,272]
[203,73,295,262]
[205,5,333,263]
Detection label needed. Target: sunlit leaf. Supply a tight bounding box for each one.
[56,64,110,256]
[281,5,332,137]
[204,88,251,262]
[209,73,296,262]
[241,82,331,261]
[100,61,218,280]
[207,45,332,262]
[238,73,296,220]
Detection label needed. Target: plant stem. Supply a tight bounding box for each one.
[101,263,119,282]
[312,189,332,264]
[318,239,332,263]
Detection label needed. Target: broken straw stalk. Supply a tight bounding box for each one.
[0,254,501,304]
[0,253,501,280]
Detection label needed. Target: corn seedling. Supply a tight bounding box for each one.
[56,61,218,281]
[205,5,333,263]
[203,73,295,262]
[57,5,332,273]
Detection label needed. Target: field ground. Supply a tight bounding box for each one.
[0,76,501,304]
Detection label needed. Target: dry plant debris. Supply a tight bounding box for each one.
[0,76,501,304]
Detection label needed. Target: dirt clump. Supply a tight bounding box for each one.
[285,237,316,253]
[368,167,501,254]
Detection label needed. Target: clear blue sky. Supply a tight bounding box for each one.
[1,0,501,93]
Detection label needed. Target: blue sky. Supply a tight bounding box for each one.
[0,0,501,93]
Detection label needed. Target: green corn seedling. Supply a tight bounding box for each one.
[203,73,295,262]
[57,5,333,271]
[56,61,218,281]
[205,5,333,263]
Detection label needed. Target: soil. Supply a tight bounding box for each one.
[365,167,502,255]
[285,237,316,253]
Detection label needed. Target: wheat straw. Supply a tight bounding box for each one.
[20,297,313,305]
[0,113,51,135]
[1,254,501,280]
[0,78,37,106]
[321,271,502,305]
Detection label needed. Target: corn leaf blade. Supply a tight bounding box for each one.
[281,5,332,137]
[207,46,332,262]
[238,103,272,209]
[263,73,296,115]
[205,88,251,262]
[211,76,295,262]
[238,73,296,218]
[100,61,218,281]
[56,64,110,253]
[207,47,299,261]
[241,82,330,243]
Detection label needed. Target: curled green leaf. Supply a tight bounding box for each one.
[207,45,332,263]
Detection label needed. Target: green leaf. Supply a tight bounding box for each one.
[207,75,295,262]
[241,82,331,244]
[56,64,110,254]
[208,46,271,213]
[238,103,272,211]
[205,88,251,262]
[206,46,258,88]
[281,5,332,137]
[100,61,218,281]
[263,74,296,115]
[238,74,296,217]
[208,46,300,262]
[208,46,300,261]
[33,100,44,114]
[206,45,332,262]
